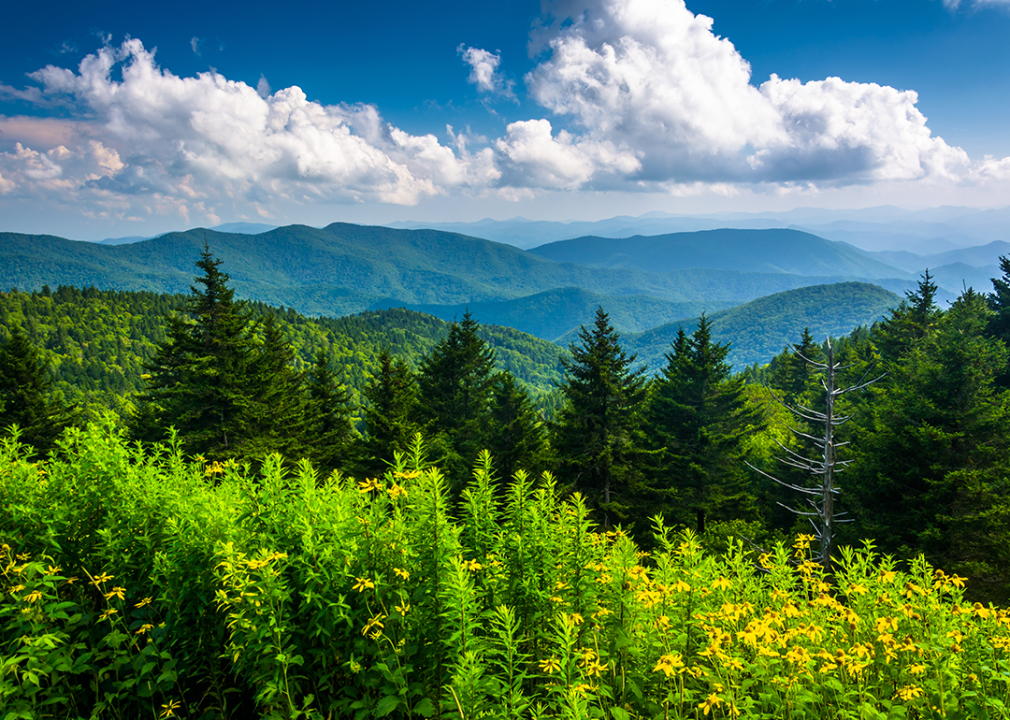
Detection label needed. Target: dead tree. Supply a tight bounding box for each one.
[749,338,882,570]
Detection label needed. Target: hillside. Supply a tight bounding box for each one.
[1,224,916,329]
[0,286,567,417]
[374,287,735,341]
[621,282,902,371]
[528,228,908,279]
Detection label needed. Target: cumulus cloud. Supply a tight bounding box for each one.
[459,46,516,99]
[0,1,1006,223]
[524,0,970,187]
[0,38,497,222]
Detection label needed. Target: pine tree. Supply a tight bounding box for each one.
[302,349,357,474]
[133,245,258,459]
[551,307,646,522]
[237,316,308,462]
[644,315,761,533]
[417,310,497,486]
[768,327,823,405]
[849,288,1010,578]
[484,371,546,481]
[873,270,939,362]
[359,350,421,478]
[0,327,76,456]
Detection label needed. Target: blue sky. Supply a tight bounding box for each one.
[2,0,1010,239]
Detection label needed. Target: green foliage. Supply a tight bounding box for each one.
[4,425,1010,719]
[626,282,901,371]
[0,327,77,457]
[643,315,763,535]
[417,311,498,489]
[0,285,567,421]
[848,287,1010,599]
[551,307,647,524]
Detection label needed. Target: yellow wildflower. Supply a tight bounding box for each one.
[654,653,685,677]
[539,656,561,673]
[352,577,375,592]
[104,586,127,602]
[896,685,924,701]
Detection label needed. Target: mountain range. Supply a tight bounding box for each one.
[3,219,1002,368]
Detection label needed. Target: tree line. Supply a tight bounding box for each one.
[4,251,1010,601]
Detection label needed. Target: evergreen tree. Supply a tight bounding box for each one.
[417,310,497,486]
[133,245,258,459]
[302,349,357,474]
[484,371,546,481]
[237,316,308,462]
[988,255,1010,342]
[644,315,761,533]
[849,288,1010,586]
[768,327,823,405]
[0,327,76,455]
[359,350,421,478]
[550,307,646,522]
[873,270,939,362]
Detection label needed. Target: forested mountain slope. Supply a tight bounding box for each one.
[2,224,916,327]
[528,228,909,278]
[375,287,735,341]
[622,282,902,371]
[0,286,567,416]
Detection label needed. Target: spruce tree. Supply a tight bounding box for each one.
[849,288,1010,582]
[417,310,496,486]
[133,245,258,459]
[551,307,646,522]
[0,327,76,456]
[644,315,761,533]
[359,350,421,478]
[484,371,546,481]
[237,316,308,462]
[302,349,357,474]
[873,270,939,362]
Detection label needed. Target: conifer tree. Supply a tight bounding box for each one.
[850,287,1010,580]
[484,371,546,481]
[873,270,939,361]
[303,349,357,474]
[768,327,823,405]
[417,310,497,486]
[238,316,308,461]
[133,245,258,459]
[0,327,76,456]
[551,307,646,522]
[359,350,420,478]
[644,315,761,533]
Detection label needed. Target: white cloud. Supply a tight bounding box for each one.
[190,37,201,55]
[0,4,1007,229]
[1,39,497,221]
[524,0,970,186]
[944,0,1010,10]
[459,46,516,99]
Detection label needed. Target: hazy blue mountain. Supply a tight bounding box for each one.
[389,205,1009,253]
[372,287,735,341]
[98,235,152,246]
[0,224,919,324]
[618,282,902,371]
[213,222,278,234]
[861,240,1010,274]
[95,221,278,246]
[528,229,908,279]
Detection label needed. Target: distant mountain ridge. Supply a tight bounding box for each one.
[528,228,906,279]
[0,223,918,325]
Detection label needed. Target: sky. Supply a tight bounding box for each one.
[2,0,1010,240]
